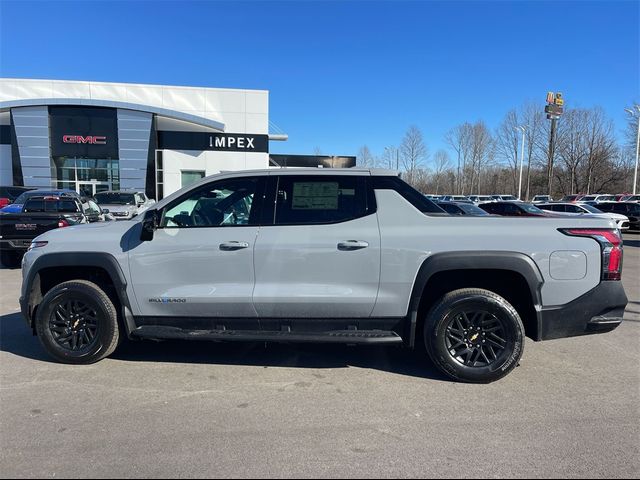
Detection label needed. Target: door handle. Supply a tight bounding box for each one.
[219,241,250,251]
[337,240,369,251]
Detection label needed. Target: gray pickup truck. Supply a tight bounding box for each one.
[19,169,627,383]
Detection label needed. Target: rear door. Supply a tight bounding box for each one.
[252,174,381,318]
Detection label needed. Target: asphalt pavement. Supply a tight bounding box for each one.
[0,235,639,478]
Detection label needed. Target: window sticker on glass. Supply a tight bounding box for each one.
[292,182,339,210]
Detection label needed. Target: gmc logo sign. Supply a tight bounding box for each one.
[63,135,107,145]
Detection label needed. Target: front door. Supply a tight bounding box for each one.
[128,176,265,318]
[253,175,381,318]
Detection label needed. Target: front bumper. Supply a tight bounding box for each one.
[539,281,627,340]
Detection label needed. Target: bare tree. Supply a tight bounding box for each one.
[357,145,375,168]
[400,126,428,185]
[313,146,322,156]
[519,102,546,200]
[495,109,521,194]
[432,150,451,194]
[555,108,588,195]
[467,122,494,194]
[445,123,473,194]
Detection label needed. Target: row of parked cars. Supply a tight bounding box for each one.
[426,192,639,231]
[0,186,154,267]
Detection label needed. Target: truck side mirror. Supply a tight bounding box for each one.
[141,209,159,241]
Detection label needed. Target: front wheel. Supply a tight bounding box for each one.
[35,280,120,364]
[423,288,525,383]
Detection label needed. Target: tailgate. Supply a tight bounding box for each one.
[0,213,68,240]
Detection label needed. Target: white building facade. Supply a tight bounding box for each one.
[0,78,272,199]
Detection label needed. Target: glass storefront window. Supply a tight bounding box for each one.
[51,157,120,194]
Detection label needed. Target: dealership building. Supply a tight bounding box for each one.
[0,78,354,199]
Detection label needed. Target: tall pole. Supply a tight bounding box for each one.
[516,126,526,200]
[633,111,640,195]
[547,117,557,197]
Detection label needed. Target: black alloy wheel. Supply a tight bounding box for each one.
[423,288,525,383]
[35,280,120,364]
[444,310,507,368]
[49,299,100,352]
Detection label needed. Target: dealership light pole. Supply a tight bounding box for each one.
[515,125,527,200]
[544,92,564,197]
[625,105,640,195]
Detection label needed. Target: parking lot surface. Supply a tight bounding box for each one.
[1,235,639,478]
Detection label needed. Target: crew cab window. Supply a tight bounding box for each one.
[160,177,261,228]
[274,175,368,225]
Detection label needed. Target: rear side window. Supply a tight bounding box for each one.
[274,175,369,225]
[24,199,79,213]
[371,176,444,213]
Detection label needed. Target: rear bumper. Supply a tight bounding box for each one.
[0,239,30,251]
[539,281,627,340]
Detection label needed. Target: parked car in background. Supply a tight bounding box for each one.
[0,186,36,209]
[436,201,491,216]
[479,201,549,217]
[441,195,473,203]
[595,202,640,231]
[538,202,630,231]
[559,194,585,202]
[0,195,104,267]
[94,190,155,220]
[490,195,520,201]
[620,194,640,203]
[531,195,553,203]
[0,189,79,213]
[468,195,494,204]
[580,194,616,203]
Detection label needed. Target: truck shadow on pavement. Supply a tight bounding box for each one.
[0,312,450,382]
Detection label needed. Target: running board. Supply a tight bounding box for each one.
[132,326,403,345]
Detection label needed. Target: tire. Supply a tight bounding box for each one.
[423,288,525,383]
[35,280,120,364]
[0,251,22,268]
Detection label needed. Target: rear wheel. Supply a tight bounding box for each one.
[423,288,525,383]
[35,280,120,364]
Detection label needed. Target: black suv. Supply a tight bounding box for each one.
[596,202,640,230]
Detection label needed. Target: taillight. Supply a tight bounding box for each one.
[58,219,69,228]
[561,228,623,281]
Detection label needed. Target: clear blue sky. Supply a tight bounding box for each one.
[1,0,638,162]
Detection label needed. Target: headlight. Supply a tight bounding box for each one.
[28,241,48,251]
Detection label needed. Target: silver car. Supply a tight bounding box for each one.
[94,191,155,220]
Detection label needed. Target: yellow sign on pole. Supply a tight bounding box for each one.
[554,92,564,106]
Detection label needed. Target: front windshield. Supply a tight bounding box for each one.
[459,204,488,215]
[520,203,545,214]
[581,204,603,213]
[95,193,136,205]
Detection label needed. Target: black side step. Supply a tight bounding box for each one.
[132,326,403,345]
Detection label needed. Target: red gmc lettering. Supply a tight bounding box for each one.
[63,135,107,145]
